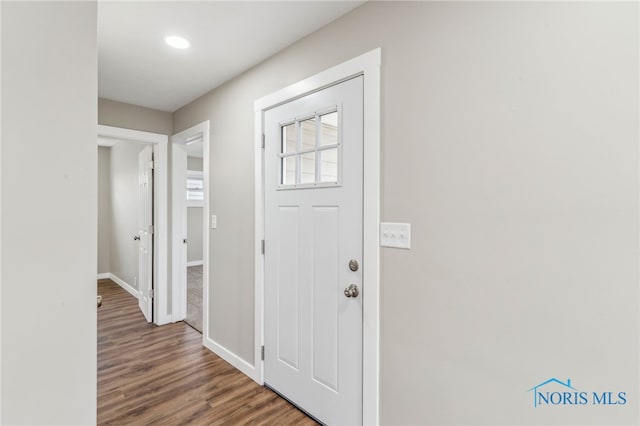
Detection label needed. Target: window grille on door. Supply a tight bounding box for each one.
[279,108,341,189]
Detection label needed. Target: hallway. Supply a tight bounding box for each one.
[97,279,316,425]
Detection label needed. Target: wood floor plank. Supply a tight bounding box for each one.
[98,279,317,425]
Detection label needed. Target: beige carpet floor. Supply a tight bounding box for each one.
[185,265,203,333]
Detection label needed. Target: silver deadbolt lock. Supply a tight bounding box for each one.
[344,284,359,298]
[349,259,359,272]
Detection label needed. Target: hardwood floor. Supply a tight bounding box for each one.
[98,279,317,425]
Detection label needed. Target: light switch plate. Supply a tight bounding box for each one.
[211,215,217,229]
[380,222,411,249]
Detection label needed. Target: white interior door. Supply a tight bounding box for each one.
[172,142,188,321]
[264,76,364,425]
[138,145,154,322]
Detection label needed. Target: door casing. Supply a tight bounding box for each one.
[97,124,170,325]
[254,48,381,425]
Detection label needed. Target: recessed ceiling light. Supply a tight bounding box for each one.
[164,35,190,49]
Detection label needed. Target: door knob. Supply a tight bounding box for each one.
[133,235,140,241]
[344,284,359,298]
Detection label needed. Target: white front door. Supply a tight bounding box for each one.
[138,145,154,322]
[264,76,364,425]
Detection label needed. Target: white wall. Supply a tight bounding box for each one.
[109,141,146,289]
[98,146,111,274]
[174,2,639,424]
[187,156,203,171]
[187,207,203,263]
[187,156,204,264]
[1,1,4,418]
[1,2,97,424]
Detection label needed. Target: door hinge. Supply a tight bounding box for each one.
[261,345,265,361]
[148,160,154,170]
[148,288,155,298]
[148,225,154,234]
[261,239,265,255]
[261,134,265,149]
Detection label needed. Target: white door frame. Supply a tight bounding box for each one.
[254,48,381,425]
[97,124,170,325]
[171,121,210,342]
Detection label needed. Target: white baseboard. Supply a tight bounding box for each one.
[203,336,259,384]
[106,273,139,300]
[187,260,203,267]
[97,273,110,280]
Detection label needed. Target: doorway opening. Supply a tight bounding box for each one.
[97,125,170,324]
[185,148,204,332]
[171,121,210,338]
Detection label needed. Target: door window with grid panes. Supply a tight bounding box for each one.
[279,108,340,189]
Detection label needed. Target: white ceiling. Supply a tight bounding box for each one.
[98,1,364,112]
